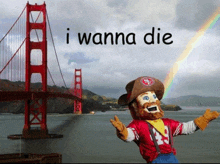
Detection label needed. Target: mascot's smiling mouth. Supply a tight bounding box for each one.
[144,105,159,113]
[147,106,157,111]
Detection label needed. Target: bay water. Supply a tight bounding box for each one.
[0,106,220,163]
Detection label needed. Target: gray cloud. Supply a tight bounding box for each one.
[106,0,129,17]
[46,0,110,36]
[107,0,128,8]
[65,52,99,65]
[167,69,220,99]
[175,0,219,31]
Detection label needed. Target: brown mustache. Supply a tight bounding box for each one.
[137,100,161,109]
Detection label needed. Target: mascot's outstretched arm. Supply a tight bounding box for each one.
[110,115,128,141]
[194,109,219,131]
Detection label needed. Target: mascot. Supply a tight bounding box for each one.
[110,76,219,163]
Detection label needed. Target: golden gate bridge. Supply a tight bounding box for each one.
[0,2,82,139]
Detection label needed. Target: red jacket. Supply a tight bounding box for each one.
[127,118,183,162]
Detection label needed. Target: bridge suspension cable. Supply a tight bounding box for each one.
[0,5,26,44]
[46,12,70,93]
[0,4,26,82]
[0,38,26,75]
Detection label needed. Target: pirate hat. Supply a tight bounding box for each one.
[118,76,164,105]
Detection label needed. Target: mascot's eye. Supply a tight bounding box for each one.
[143,96,149,100]
[153,94,157,99]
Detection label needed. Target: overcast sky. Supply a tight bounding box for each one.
[0,0,220,99]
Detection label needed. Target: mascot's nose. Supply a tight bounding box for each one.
[149,97,157,103]
[143,98,159,108]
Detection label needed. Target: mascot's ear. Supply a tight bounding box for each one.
[131,101,138,109]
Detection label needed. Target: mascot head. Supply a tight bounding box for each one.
[118,76,164,120]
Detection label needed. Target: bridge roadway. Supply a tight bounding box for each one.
[0,91,81,102]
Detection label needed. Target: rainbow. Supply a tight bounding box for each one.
[163,7,220,99]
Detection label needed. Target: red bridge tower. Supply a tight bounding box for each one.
[74,69,82,114]
[23,2,49,138]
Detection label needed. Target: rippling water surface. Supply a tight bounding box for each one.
[0,106,220,163]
